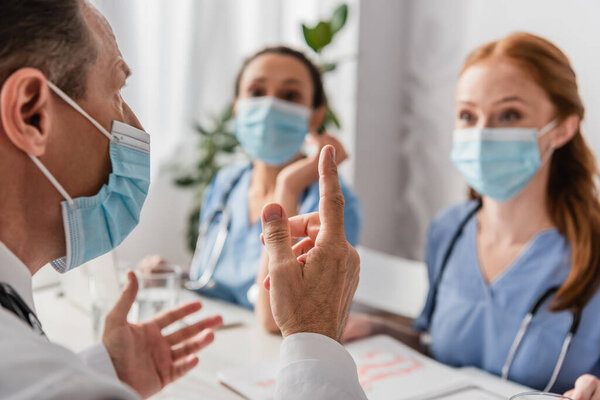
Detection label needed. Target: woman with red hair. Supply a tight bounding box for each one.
[345,32,600,396]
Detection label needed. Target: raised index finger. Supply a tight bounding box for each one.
[318,145,346,244]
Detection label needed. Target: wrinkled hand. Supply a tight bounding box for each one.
[565,374,600,400]
[276,132,348,198]
[102,271,223,399]
[261,145,360,342]
[342,313,376,343]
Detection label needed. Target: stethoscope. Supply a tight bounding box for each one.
[0,282,46,337]
[425,199,582,392]
[185,165,252,294]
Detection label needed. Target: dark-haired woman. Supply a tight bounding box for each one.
[188,46,362,322]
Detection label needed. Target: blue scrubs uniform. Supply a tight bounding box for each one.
[414,201,600,392]
[189,163,362,309]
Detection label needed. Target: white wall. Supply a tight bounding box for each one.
[354,0,600,260]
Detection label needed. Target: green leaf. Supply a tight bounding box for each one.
[221,103,234,121]
[302,21,332,53]
[194,123,209,136]
[326,106,342,129]
[174,175,200,187]
[330,4,348,35]
[320,62,337,73]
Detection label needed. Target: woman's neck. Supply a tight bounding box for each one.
[478,164,555,245]
[249,161,285,197]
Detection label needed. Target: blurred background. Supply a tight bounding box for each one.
[81,0,600,268]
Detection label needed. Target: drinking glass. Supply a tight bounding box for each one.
[132,264,181,323]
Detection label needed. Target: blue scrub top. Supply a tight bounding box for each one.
[189,162,362,309]
[414,201,600,393]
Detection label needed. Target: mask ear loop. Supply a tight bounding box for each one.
[539,119,558,136]
[538,119,559,165]
[46,81,114,142]
[28,155,74,207]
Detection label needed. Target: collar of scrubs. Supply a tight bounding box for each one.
[0,241,36,312]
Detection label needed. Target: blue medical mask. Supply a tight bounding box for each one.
[450,120,557,202]
[235,97,310,166]
[28,81,151,273]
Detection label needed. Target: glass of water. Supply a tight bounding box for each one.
[510,392,573,400]
[132,264,182,323]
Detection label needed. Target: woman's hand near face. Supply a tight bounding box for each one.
[275,132,348,204]
[564,374,600,400]
[312,131,348,164]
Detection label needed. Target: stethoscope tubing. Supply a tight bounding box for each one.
[185,165,251,291]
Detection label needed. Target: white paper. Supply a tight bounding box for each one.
[218,358,278,400]
[346,336,468,399]
[218,335,514,400]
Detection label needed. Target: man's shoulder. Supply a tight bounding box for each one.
[0,307,139,399]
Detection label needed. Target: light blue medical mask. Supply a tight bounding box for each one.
[28,81,151,273]
[235,97,311,166]
[450,120,557,202]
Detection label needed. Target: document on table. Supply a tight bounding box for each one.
[218,335,522,400]
[218,358,278,400]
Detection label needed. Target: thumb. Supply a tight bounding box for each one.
[107,270,138,324]
[571,387,584,400]
[261,203,295,265]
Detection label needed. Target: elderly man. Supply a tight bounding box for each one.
[0,1,365,399]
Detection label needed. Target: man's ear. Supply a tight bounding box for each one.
[0,68,52,157]
[309,105,326,133]
[552,114,580,149]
